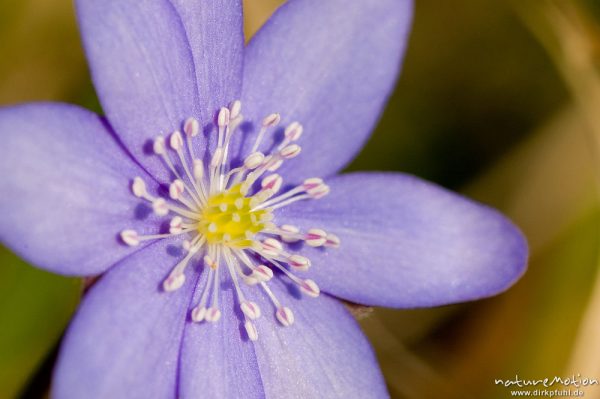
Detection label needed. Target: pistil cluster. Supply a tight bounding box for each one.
[120,100,339,341]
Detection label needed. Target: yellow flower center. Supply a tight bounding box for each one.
[198,184,272,248]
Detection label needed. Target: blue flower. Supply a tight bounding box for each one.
[0,0,527,397]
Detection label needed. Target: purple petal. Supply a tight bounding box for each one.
[178,271,264,398]
[52,240,194,399]
[278,173,528,307]
[238,0,413,183]
[0,103,154,276]
[77,0,240,180]
[168,0,244,116]
[179,276,387,398]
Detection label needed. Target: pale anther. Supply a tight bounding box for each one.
[204,255,217,269]
[276,307,295,327]
[169,216,183,234]
[245,321,258,341]
[280,225,301,243]
[288,254,311,271]
[206,307,222,323]
[152,198,169,216]
[132,177,147,198]
[263,238,283,252]
[170,131,184,150]
[120,229,140,246]
[261,174,283,192]
[244,152,264,169]
[153,136,166,155]
[191,306,207,323]
[303,178,324,190]
[262,113,281,127]
[169,179,185,200]
[241,301,261,320]
[184,117,200,137]
[229,100,242,120]
[305,229,327,247]
[163,273,185,292]
[280,144,301,159]
[193,159,204,180]
[218,107,230,127]
[300,279,320,298]
[252,265,274,282]
[211,148,224,168]
[324,234,341,248]
[267,159,283,172]
[284,122,303,141]
[307,184,330,199]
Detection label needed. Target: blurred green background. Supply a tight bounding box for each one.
[2,0,600,398]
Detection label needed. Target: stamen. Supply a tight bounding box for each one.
[244,152,264,170]
[191,305,207,323]
[120,228,193,247]
[170,131,205,206]
[279,144,301,159]
[300,279,320,298]
[217,107,230,131]
[324,233,341,248]
[266,158,283,172]
[169,180,185,200]
[163,273,186,292]
[276,306,295,327]
[253,265,273,282]
[260,174,283,195]
[184,117,200,138]
[241,300,261,320]
[229,100,242,120]
[262,257,320,299]
[244,321,258,341]
[305,228,327,247]
[168,180,198,210]
[152,198,169,216]
[287,254,311,271]
[279,224,301,243]
[267,191,325,211]
[252,178,329,211]
[169,216,183,234]
[206,247,222,322]
[120,229,140,246]
[169,130,184,151]
[153,136,166,155]
[132,177,147,198]
[222,248,262,324]
[191,265,214,323]
[162,236,204,292]
[154,135,204,206]
[205,306,222,322]
[284,122,303,141]
[250,113,281,153]
[232,249,273,283]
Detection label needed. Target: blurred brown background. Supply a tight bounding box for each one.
[1,0,600,398]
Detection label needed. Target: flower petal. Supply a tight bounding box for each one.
[179,276,387,398]
[0,103,155,276]
[238,0,413,182]
[52,240,194,399]
[278,173,528,307]
[168,0,244,115]
[76,0,225,180]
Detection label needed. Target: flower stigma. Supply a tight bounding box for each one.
[119,100,340,341]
